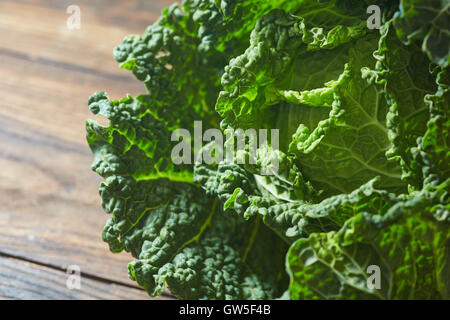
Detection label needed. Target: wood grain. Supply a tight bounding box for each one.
[0,115,135,284]
[0,255,170,300]
[0,0,174,73]
[0,0,176,299]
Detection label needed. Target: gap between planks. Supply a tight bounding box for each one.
[0,250,175,299]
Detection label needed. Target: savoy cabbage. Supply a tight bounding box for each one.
[86,0,449,299]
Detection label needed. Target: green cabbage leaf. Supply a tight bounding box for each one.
[87,0,449,299]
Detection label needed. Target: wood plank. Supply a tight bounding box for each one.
[1,0,175,30]
[0,51,144,145]
[0,255,170,300]
[0,0,177,298]
[0,41,143,288]
[0,114,146,289]
[0,0,174,74]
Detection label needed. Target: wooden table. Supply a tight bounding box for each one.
[0,0,176,299]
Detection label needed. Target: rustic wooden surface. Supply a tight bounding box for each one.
[0,0,176,299]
